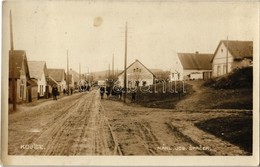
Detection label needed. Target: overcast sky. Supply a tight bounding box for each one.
[2,0,259,73]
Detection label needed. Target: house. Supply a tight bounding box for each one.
[9,50,32,103]
[27,78,38,102]
[67,74,74,88]
[47,69,66,92]
[47,76,59,97]
[69,69,79,89]
[170,52,213,81]
[118,59,156,88]
[211,40,253,77]
[28,61,49,99]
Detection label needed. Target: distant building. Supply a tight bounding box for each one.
[69,69,79,89]
[28,61,49,98]
[47,69,66,92]
[9,50,35,103]
[171,52,213,81]
[211,40,253,77]
[118,59,155,88]
[67,74,74,88]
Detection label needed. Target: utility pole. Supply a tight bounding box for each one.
[10,10,16,111]
[108,63,110,78]
[79,63,81,88]
[112,54,114,77]
[123,22,128,103]
[226,36,229,74]
[67,50,70,95]
[88,67,90,85]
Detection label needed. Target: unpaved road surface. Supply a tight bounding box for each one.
[9,90,117,155]
[9,88,250,155]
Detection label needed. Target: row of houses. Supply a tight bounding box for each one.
[8,50,81,104]
[170,40,253,81]
[117,40,253,87]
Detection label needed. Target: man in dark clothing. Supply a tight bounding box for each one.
[70,88,73,95]
[106,86,111,97]
[100,86,105,99]
[131,91,136,102]
[52,85,58,100]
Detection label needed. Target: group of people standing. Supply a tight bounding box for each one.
[51,85,75,101]
[99,85,136,102]
[80,85,90,92]
[99,85,111,99]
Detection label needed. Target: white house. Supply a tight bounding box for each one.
[48,69,66,92]
[118,59,155,88]
[28,61,49,98]
[170,52,213,81]
[8,50,39,103]
[9,50,30,103]
[211,40,253,77]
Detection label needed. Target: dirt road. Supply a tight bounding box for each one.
[8,88,250,155]
[8,90,117,155]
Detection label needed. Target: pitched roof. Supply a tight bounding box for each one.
[118,59,156,77]
[27,78,38,87]
[47,69,65,82]
[212,40,253,62]
[28,61,47,79]
[9,50,30,79]
[178,53,213,70]
[48,76,59,86]
[69,69,79,82]
[67,74,73,83]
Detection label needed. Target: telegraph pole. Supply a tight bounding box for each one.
[123,22,128,103]
[67,50,70,95]
[112,54,114,77]
[79,63,81,88]
[79,63,81,80]
[10,10,16,111]
[226,36,229,74]
[108,63,110,78]
[88,67,90,85]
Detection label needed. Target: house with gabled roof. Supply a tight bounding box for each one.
[170,52,213,81]
[211,40,253,77]
[9,50,34,103]
[69,68,79,89]
[47,69,66,92]
[28,61,49,98]
[118,59,156,88]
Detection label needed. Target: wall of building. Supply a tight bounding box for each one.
[118,61,154,88]
[212,42,234,77]
[38,73,47,97]
[169,57,184,81]
[31,86,38,101]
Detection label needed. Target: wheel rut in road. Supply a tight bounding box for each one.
[8,91,118,155]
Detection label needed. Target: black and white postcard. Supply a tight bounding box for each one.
[1,0,259,166]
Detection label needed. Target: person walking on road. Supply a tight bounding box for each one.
[100,86,105,99]
[52,85,58,100]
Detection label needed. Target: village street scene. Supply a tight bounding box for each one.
[5,1,256,156]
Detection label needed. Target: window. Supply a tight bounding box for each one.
[221,49,223,52]
[20,85,24,99]
[40,85,44,96]
[217,65,221,76]
[133,69,135,72]
[223,65,226,74]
